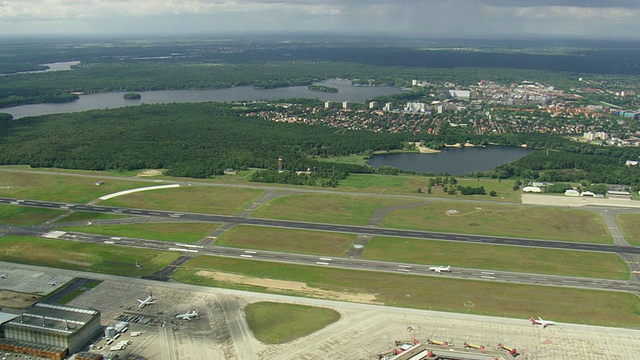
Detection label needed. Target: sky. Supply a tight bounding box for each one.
[1,0,640,40]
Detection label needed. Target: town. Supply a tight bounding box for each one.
[245,77,640,146]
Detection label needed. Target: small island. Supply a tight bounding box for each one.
[123,92,142,100]
[308,85,338,93]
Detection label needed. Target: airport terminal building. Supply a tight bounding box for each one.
[0,303,102,359]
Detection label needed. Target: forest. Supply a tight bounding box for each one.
[0,102,410,181]
[1,101,638,188]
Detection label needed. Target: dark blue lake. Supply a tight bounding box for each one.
[367,147,534,175]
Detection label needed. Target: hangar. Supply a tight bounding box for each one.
[0,303,102,359]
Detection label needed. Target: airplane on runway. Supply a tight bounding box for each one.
[137,294,156,310]
[530,317,555,329]
[429,265,451,274]
[175,309,199,321]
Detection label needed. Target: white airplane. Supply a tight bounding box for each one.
[530,317,555,329]
[429,265,451,274]
[137,295,156,310]
[0,274,7,279]
[48,280,58,286]
[175,310,199,321]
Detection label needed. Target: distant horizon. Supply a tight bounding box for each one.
[1,32,639,46]
[2,1,640,41]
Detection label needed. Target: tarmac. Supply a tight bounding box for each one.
[1,262,639,360]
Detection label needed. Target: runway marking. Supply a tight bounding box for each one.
[480,275,495,279]
[319,257,333,261]
[398,265,412,268]
[316,262,330,265]
[396,269,410,272]
[244,250,256,254]
[481,272,495,275]
[240,254,253,258]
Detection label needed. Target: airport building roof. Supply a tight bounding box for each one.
[0,311,19,324]
[8,303,99,335]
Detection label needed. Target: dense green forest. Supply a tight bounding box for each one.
[0,102,410,180]
[1,101,638,188]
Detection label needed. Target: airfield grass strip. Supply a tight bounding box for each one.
[215,225,355,256]
[101,186,263,215]
[382,201,612,243]
[0,204,65,225]
[0,236,180,276]
[338,174,521,201]
[363,236,629,280]
[251,193,420,225]
[244,302,340,344]
[61,222,220,243]
[0,171,151,203]
[616,213,640,246]
[173,256,640,328]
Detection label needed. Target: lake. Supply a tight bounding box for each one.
[367,147,534,175]
[4,79,404,119]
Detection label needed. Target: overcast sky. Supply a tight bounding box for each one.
[1,0,640,40]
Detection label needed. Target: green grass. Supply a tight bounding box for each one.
[0,170,155,203]
[215,225,356,256]
[251,193,420,225]
[101,186,263,215]
[244,302,340,344]
[55,289,86,304]
[61,222,220,243]
[363,236,629,280]
[0,204,65,225]
[382,201,612,243]
[338,174,521,201]
[173,256,640,328]
[0,236,180,276]
[616,213,640,246]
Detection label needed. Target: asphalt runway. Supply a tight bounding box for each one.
[2,197,639,255]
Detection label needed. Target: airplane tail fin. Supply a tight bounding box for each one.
[529,317,536,324]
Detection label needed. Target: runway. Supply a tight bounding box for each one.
[2,196,639,255]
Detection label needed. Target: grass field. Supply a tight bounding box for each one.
[0,170,153,203]
[616,213,640,246]
[0,236,180,276]
[338,174,521,201]
[101,186,263,215]
[244,302,340,344]
[363,236,629,279]
[0,204,65,225]
[61,223,220,243]
[251,193,421,225]
[382,201,612,243]
[173,256,640,328]
[215,225,356,256]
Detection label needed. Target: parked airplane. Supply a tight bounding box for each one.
[137,295,156,310]
[0,274,7,279]
[530,317,555,329]
[48,280,58,286]
[175,310,199,321]
[429,266,451,274]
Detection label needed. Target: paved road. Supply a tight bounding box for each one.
[2,197,639,255]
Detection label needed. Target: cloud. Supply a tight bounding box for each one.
[478,0,640,8]
[0,0,639,39]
